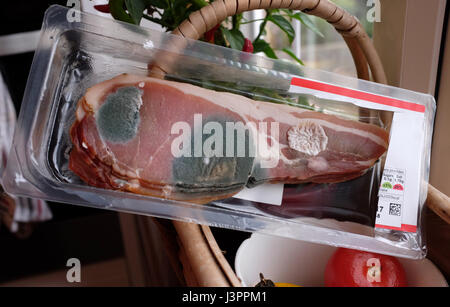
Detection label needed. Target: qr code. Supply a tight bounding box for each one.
[389,203,401,216]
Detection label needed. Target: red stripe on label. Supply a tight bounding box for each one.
[375,224,417,233]
[291,77,426,113]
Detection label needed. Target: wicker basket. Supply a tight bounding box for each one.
[146,0,450,286]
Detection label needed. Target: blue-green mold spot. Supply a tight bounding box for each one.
[96,86,142,143]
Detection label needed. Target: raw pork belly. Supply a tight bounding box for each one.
[70,74,389,203]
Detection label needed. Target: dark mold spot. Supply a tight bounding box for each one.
[172,115,256,195]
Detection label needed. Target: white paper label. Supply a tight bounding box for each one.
[375,112,424,232]
[233,183,284,206]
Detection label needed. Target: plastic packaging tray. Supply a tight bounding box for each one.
[3,6,436,259]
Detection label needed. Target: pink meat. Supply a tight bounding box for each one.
[70,74,389,203]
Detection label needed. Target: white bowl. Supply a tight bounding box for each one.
[235,233,448,287]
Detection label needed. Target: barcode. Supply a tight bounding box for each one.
[389,203,401,216]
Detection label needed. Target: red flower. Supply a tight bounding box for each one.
[94,4,110,13]
[242,38,254,53]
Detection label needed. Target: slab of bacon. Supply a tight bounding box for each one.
[69,74,389,204]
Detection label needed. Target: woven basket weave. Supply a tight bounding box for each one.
[146,0,450,286]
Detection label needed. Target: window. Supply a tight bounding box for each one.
[241,1,374,77]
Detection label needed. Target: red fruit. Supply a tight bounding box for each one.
[242,38,254,53]
[94,4,110,14]
[324,248,408,287]
[205,24,220,43]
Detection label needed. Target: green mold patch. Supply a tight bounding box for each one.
[96,86,143,143]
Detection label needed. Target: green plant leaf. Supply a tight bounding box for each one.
[221,28,245,50]
[172,0,188,25]
[125,0,147,24]
[281,47,304,65]
[253,39,278,59]
[109,0,134,23]
[190,0,209,8]
[289,11,324,38]
[268,14,295,43]
[252,39,268,53]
